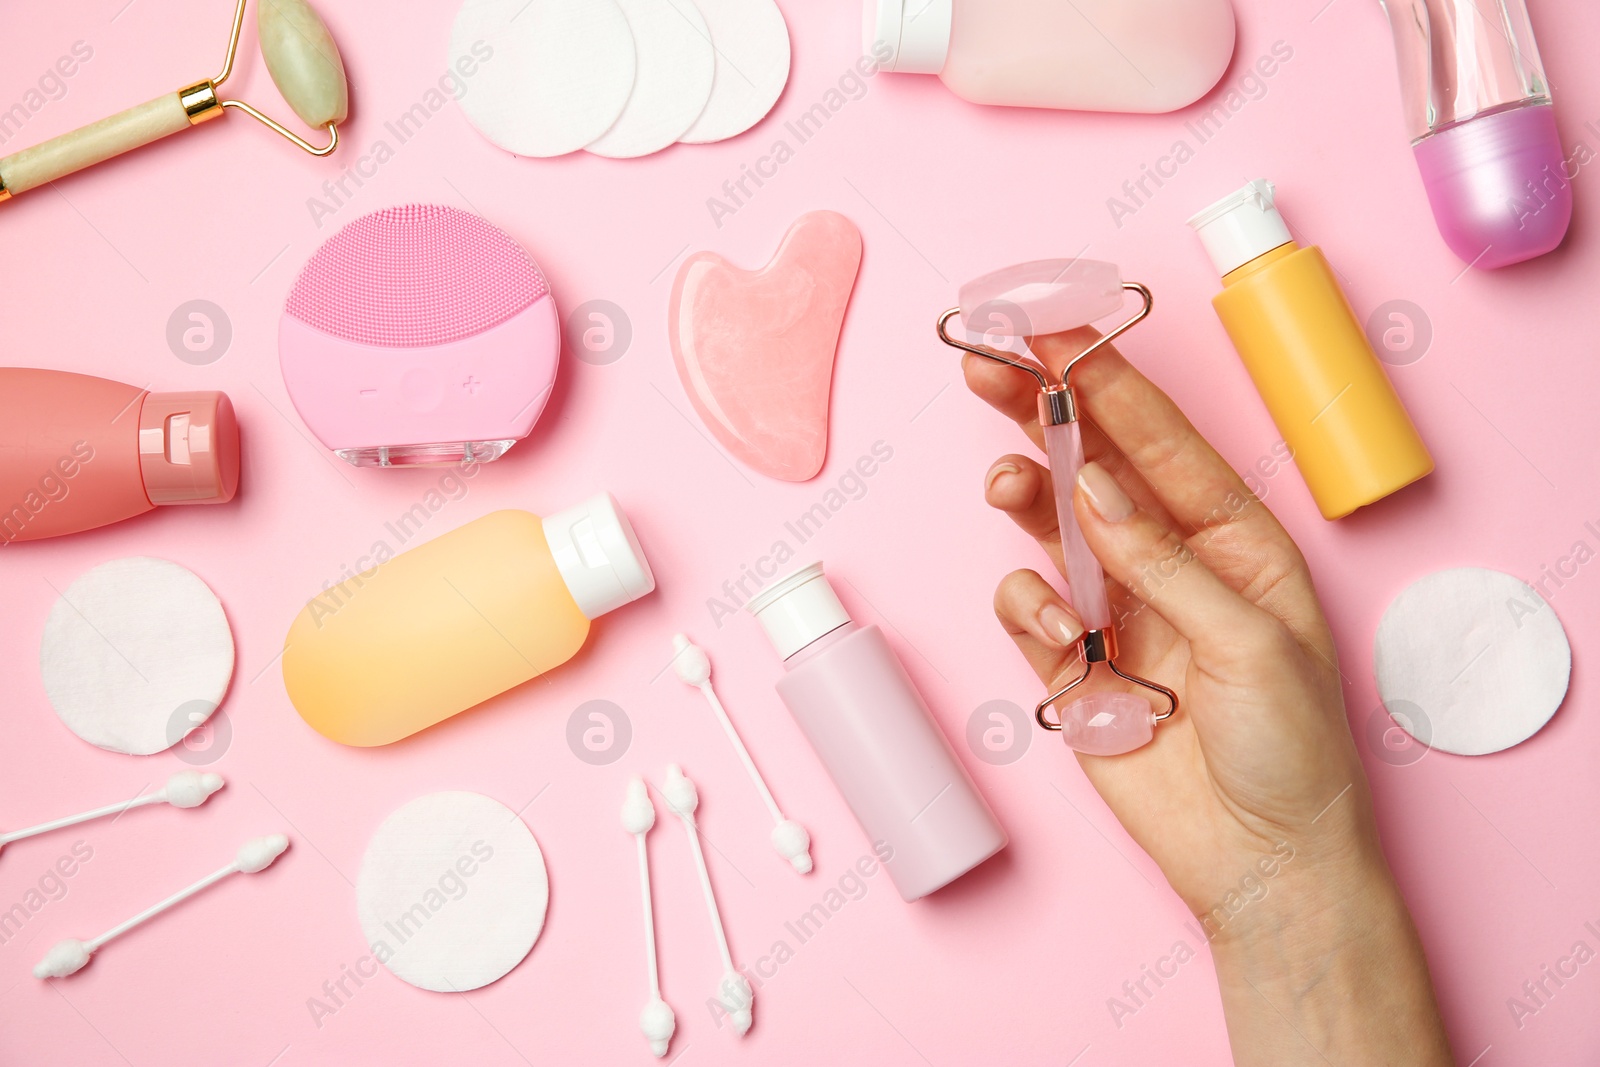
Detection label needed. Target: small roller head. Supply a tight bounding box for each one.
[258,0,350,128]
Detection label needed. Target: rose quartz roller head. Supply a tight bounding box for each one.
[279,204,559,467]
[937,259,1176,756]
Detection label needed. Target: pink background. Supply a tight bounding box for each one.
[3,0,1598,1063]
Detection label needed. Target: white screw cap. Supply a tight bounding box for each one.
[1188,179,1295,277]
[745,562,851,660]
[864,0,953,73]
[545,493,656,620]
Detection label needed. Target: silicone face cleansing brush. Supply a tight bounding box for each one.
[279,203,560,468]
[938,259,1178,756]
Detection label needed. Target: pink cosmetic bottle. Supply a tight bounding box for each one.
[0,368,239,544]
[1379,0,1570,268]
[747,563,1006,901]
[866,0,1235,113]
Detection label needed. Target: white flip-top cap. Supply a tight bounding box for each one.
[746,562,852,660]
[1187,179,1295,277]
[545,493,655,619]
[864,0,952,74]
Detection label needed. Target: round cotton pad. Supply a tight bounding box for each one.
[1374,567,1571,756]
[451,0,636,157]
[587,0,715,158]
[40,557,234,756]
[678,0,790,144]
[280,204,559,467]
[358,791,549,992]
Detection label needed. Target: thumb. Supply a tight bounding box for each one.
[1074,462,1267,663]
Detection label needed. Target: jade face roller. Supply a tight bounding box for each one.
[0,0,347,204]
[937,259,1177,755]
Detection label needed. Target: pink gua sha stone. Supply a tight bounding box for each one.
[669,211,862,481]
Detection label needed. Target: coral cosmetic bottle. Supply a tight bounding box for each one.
[283,494,654,746]
[1188,181,1434,520]
[748,563,1006,901]
[0,368,239,544]
[866,0,1235,113]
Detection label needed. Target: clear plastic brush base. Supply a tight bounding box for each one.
[336,439,516,468]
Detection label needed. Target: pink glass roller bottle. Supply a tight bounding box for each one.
[0,368,239,544]
[1379,0,1570,268]
[747,563,1005,901]
[937,259,1177,756]
[865,0,1235,113]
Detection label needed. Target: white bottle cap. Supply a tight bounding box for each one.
[545,493,655,619]
[863,0,952,74]
[1187,179,1295,277]
[746,562,851,660]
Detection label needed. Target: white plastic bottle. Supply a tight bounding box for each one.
[865,0,1235,113]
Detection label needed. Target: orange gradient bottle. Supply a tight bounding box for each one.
[1188,180,1433,519]
[282,494,654,746]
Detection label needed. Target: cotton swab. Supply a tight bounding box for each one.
[622,776,675,1058]
[0,771,225,854]
[662,764,753,1036]
[671,634,813,874]
[33,833,289,979]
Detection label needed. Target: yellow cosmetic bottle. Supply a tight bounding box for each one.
[282,493,654,746]
[1188,180,1433,519]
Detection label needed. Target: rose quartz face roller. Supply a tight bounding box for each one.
[937,259,1177,756]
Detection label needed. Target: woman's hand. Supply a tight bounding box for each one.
[964,330,1452,1066]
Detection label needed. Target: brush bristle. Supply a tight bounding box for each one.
[285,203,548,348]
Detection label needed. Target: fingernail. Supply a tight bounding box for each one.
[985,461,1021,492]
[1039,603,1084,647]
[1078,462,1135,522]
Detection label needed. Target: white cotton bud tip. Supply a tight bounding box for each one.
[663,764,698,818]
[640,997,675,1057]
[671,634,711,686]
[164,770,225,808]
[34,938,91,979]
[719,970,753,1034]
[720,969,753,1008]
[237,833,290,873]
[621,776,655,835]
[771,820,813,873]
